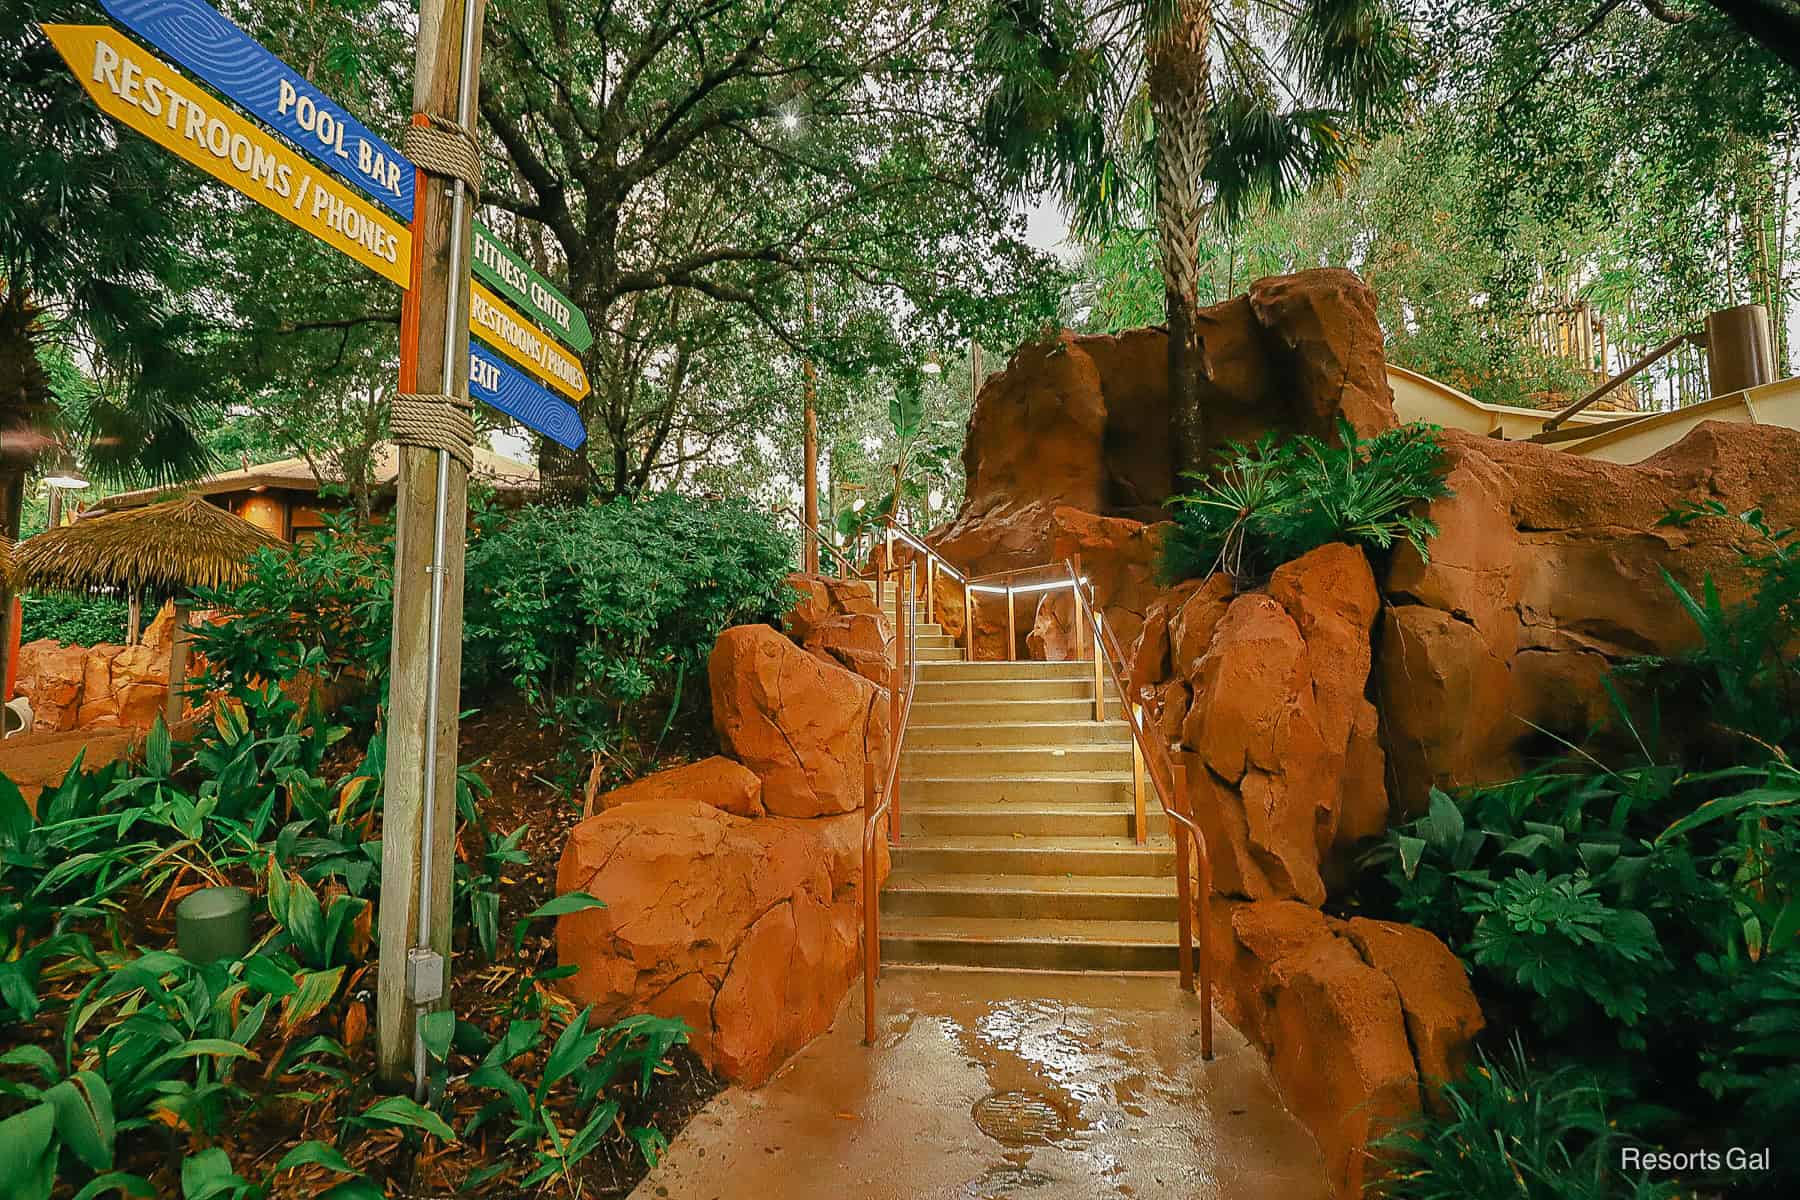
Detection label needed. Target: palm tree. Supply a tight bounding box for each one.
[980,0,1415,476]
[3,9,221,679]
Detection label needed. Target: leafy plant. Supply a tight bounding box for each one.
[1159,418,1450,584]
[1372,1042,1677,1200]
[462,492,794,769]
[1464,869,1661,1030]
[0,1050,115,1200]
[1617,502,1800,757]
[18,591,129,647]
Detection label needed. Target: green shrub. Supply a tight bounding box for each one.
[1373,1042,1677,1200]
[462,492,795,770]
[18,591,128,646]
[1158,418,1450,584]
[188,511,392,729]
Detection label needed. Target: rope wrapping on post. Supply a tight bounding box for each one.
[401,117,482,199]
[393,390,477,469]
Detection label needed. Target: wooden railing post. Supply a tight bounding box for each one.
[863,756,878,1046]
[1092,610,1106,721]
[926,559,935,625]
[890,565,907,848]
[1131,702,1147,846]
[964,584,975,661]
[1069,556,1086,662]
[1005,587,1016,661]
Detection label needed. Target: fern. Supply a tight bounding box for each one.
[1158,418,1451,584]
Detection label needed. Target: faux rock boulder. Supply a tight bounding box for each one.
[1379,421,1800,811]
[1207,899,1483,1199]
[710,624,890,818]
[555,799,886,1086]
[1181,544,1383,905]
[583,755,764,819]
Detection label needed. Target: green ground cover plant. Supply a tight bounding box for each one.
[1357,506,1800,1198]
[1158,419,1450,586]
[0,671,697,1197]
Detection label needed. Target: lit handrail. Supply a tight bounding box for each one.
[1066,558,1215,1060]
[863,559,919,1044]
[887,522,965,583]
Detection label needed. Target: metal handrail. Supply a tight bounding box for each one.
[776,505,863,577]
[863,560,918,1044]
[1066,558,1215,1060]
[855,523,1214,1060]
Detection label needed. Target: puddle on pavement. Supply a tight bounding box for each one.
[971,1089,1076,1146]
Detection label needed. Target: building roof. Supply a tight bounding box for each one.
[96,442,540,511]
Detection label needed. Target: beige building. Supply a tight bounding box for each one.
[95,442,539,541]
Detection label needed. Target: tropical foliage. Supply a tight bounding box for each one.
[1158,419,1450,584]
[1353,501,1800,1198]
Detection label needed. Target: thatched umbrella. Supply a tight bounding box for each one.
[13,496,283,724]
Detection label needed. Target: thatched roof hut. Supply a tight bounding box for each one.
[0,535,13,587]
[13,495,283,597]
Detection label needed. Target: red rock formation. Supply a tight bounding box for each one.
[556,799,886,1086]
[1380,421,1800,811]
[1181,545,1382,906]
[13,602,183,733]
[587,755,765,819]
[710,624,890,818]
[559,606,896,1086]
[1208,899,1484,1199]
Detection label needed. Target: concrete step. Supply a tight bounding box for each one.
[900,743,1133,775]
[904,720,1133,748]
[891,835,1175,877]
[881,871,1179,921]
[913,632,956,648]
[908,697,1101,724]
[912,645,965,662]
[911,678,1115,704]
[901,775,1135,805]
[898,803,1169,840]
[879,915,1179,972]
[919,659,1102,682]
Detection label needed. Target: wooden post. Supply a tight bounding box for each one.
[862,756,878,1045]
[1092,611,1106,721]
[802,277,819,575]
[963,584,975,661]
[1175,752,1197,997]
[889,564,908,847]
[162,599,191,728]
[925,559,935,625]
[377,0,487,1090]
[1005,587,1016,661]
[1071,553,1085,660]
[127,592,143,646]
[1130,703,1147,846]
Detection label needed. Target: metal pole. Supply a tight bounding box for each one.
[963,584,975,661]
[1092,611,1106,721]
[1131,703,1147,846]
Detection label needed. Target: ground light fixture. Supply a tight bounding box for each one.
[852,497,866,512]
[928,488,944,511]
[176,886,253,963]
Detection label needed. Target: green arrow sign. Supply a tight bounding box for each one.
[471,222,591,352]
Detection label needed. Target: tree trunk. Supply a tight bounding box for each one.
[1147,0,1213,478]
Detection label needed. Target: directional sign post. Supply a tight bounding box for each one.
[44,25,412,288]
[468,342,586,451]
[74,0,591,448]
[468,281,591,401]
[470,223,592,351]
[98,0,415,219]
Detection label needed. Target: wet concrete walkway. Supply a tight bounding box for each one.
[632,968,1326,1200]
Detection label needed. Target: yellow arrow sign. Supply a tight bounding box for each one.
[469,280,590,401]
[43,24,411,289]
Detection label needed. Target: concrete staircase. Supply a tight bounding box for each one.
[874,590,1180,973]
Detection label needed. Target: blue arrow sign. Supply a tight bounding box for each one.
[99,0,414,220]
[469,340,587,450]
